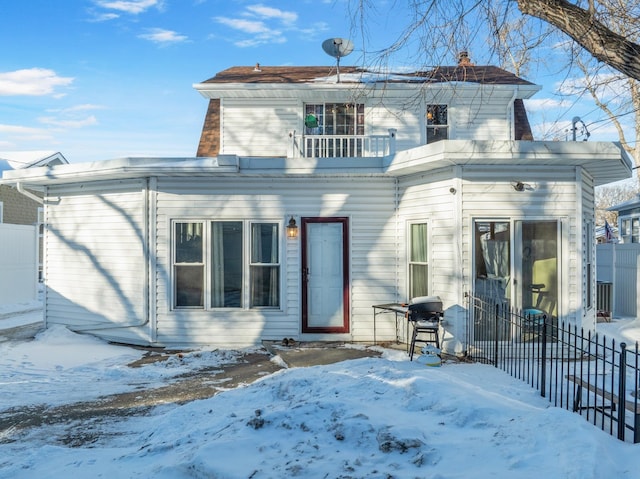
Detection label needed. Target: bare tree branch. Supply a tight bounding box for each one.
[517,0,640,80]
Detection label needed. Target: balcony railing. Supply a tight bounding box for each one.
[289,129,396,158]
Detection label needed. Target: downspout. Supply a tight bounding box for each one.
[16,182,44,205]
[395,176,400,303]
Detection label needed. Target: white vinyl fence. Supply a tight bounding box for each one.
[0,223,38,306]
[596,243,640,319]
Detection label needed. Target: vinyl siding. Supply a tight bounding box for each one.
[450,88,515,141]
[459,166,581,326]
[581,168,596,329]
[43,180,147,334]
[153,176,397,347]
[219,91,517,158]
[220,98,299,156]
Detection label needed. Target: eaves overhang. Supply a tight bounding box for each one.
[1,141,630,189]
[384,140,633,186]
[0,156,240,188]
[193,81,540,101]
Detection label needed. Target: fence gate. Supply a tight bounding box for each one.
[0,223,38,306]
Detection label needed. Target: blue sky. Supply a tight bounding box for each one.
[0,0,626,164]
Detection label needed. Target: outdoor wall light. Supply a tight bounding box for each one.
[513,181,525,192]
[287,216,298,238]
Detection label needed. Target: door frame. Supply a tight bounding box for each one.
[472,217,563,314]
[301,217,350,333]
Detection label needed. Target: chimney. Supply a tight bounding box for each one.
[458,51,473,66]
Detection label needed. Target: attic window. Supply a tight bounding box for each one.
[427,104,448,144]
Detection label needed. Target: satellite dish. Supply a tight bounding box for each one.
[322,38,354,58]
[322,38,354,83]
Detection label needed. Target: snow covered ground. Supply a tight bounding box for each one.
[0,320,639,478]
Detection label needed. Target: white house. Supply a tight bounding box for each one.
[0,61,632,352]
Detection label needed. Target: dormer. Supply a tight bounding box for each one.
[194,64,540,158]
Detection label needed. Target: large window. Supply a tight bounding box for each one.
[211,221,243,307]
[250,223,280,307]
[426,104,448,143]
[174,222,204,308]
[172,220,280,309]
[409,223,429,299]
[304,103,364,157]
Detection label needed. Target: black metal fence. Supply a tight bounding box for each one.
[464,292,640,443]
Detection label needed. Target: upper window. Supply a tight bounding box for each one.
[305,103,364,135]
[409,222,429,299]
[427,104,448,143]
[172,220,280,310]
[303,103,364,157]
[621,217,640,243]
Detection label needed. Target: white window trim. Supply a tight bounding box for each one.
[426,104,449,144]
[170,219,284,311]
[407,219,430,301]
[619,215,640,243]
[0,201,3,223]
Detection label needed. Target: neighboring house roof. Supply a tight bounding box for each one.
[199,65,537,86]
[0,151,68,173]
[607,194,640,213]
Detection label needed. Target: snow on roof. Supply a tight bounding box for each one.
[311,72,434,83]
[0,151,68,173]
[199,65,537,86]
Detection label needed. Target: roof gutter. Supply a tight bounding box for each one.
[16,182,44,205]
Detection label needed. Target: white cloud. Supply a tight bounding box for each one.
[0,68,74,97]
[138,28,188,44]
[215,17,273,35]
[557,73,631,106]
[245,4,297,25]
[235,35,287,48]
[215,4,300,47]
[0,124,54,141]
[88,12,120,22]
[38,116,99,129]
[94,0,162,15]
[48,104,107,114]
[523,98,568,113]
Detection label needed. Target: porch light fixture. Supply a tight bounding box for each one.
[287,216,298,238]
[513,181,525,192]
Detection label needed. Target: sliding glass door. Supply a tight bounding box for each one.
[473,219,559,340]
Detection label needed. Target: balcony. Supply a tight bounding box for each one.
[289,130,396,158]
